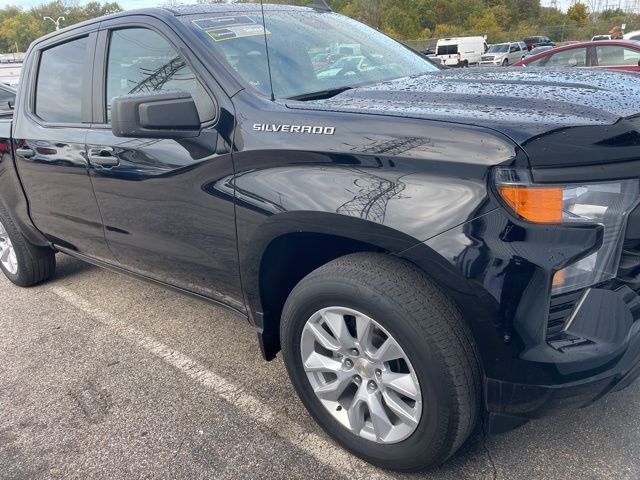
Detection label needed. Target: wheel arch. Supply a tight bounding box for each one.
[240,211,477,361]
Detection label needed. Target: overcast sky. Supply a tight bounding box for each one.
[1,0,574,10]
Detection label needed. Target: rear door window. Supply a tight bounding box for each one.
[35,36,89,123]
[545,47,587,67]
[596,45,640,66]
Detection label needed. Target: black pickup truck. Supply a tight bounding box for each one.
[2,2,640,472]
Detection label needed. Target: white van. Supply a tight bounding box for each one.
[436,36,488,67]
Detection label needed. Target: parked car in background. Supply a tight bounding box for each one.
[0,63,21,88]
[522,45,554,59]
[523,35,555,51]
[421,46,436,56]
[514,40,640,72]
[592,34,612,41]
[0,84,14,115]
[435,36,487,67]
[559,40,580,46]
[625,30,640,41]
[419,46,442,65]
[479,42,524,66]
[0,53,24,63]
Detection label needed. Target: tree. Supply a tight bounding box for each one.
[468,10,505,43]
[600,8,625,21]
[0,12,45,52]
[382,3,422,39]
[0,1,122,52]
[342,0,385,30]
[567,2,589,26]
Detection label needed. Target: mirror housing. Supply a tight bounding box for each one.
[111,90,201,139]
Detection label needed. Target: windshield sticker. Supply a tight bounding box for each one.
[193,16,270,42]
[207,25,270,42]
[193,16,256,30]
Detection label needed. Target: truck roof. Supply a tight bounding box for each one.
[438,36,485,42]
[30,3,318,46]
[165,4,317,15]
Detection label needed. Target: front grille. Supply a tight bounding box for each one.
[547,289,584,337]
[481,56,495,61]
[546,204,640,340]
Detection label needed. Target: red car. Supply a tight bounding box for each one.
[513,40,640,72]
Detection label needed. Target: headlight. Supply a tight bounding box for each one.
[495,168,640,295]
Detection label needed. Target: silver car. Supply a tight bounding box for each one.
[479,42,524,66]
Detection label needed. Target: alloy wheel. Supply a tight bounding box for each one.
[0,221,17,274]
[300,307,422,444]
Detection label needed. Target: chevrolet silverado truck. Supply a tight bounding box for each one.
[1,3,640,472]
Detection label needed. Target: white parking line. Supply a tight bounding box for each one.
[51,286,395,480]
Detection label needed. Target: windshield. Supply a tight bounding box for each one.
[487,44,509,53]
[185,10,438,99]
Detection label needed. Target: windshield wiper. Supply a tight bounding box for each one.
[288,86,354,102]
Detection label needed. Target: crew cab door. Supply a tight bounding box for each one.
[13,29,114,261]
[85,19,243,311]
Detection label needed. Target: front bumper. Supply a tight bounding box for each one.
[400,207,640,433]
[479,60,503,66]
[486,286,640,433]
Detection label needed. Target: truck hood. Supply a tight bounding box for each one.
[293,68,640,146]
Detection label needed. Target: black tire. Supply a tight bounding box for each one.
[0,206,55,287]
[502,59,509,66]
[462,60,469,68]
[281,253,481,472]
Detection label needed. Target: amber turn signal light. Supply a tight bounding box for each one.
[498,186,563,224]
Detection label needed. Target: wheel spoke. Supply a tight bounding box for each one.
[382,390,419,427]
[346,386,368,434]
[307,322,341,351]
[314,372,352,402]
[303,351,342,374]
[322,311,355,350]
[367,392,394,441]
[355,315,374,349]
[370,337,404,363]
[383,372,419,400]
[8,250,17,272]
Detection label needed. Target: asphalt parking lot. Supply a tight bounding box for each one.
[1,254,639,480]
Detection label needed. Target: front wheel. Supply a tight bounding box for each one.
[280,253,481,471]
[0,207,55,286]
[502,59,509,66]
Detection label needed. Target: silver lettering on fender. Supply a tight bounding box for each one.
[252,124,335,135]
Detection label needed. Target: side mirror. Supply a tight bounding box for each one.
[111,90,201,139]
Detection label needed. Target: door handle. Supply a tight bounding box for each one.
[89,149,119,168]
[90,156,119,167]
[15,148,35,158]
